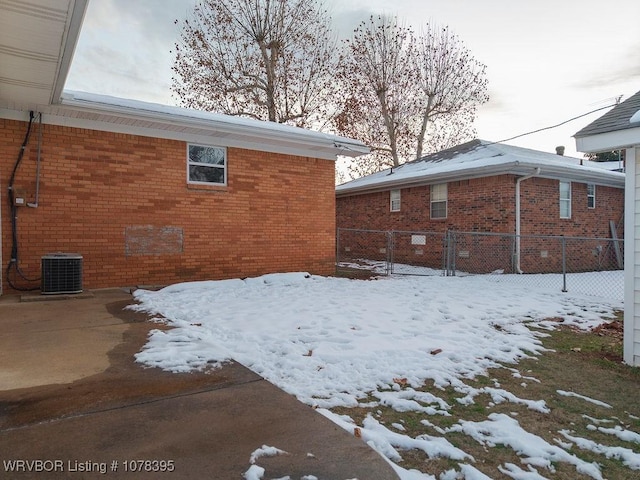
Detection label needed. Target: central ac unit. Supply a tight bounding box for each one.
[41,253,83,295]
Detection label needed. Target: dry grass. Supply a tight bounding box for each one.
[332,311,640,479]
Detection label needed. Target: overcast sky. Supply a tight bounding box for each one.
[66,0,640,159]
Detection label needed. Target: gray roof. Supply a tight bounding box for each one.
[575,90,640,138]
[336,139,625,196]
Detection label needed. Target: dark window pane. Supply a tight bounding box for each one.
[431,201,447,219]
[189,165,225,184]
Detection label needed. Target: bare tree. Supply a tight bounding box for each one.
[335,17,488,177]
[335,16,415,171]
[172,0,336,127]
[414,24,489,159]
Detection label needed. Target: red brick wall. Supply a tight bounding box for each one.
[0,118,336,292]
[520,177,623,237]
[336,175,623,237]
[336,175,517,233]
[336,175,624,273]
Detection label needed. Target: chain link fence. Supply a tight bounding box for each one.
[336,228,624,300]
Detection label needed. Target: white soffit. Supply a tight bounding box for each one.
[576,126,640,153]
[0,0,87,110]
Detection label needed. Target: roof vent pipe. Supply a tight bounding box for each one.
[555,146,565,156]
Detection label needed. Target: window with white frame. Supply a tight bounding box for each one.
[559,181,571,218]
[390,189,401,212]
[587,184,596,209]
[430,183,447,219]
[187,144,226,185]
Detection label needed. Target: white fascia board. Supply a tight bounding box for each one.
[336,161,624,197]
[0,106,368,161]
[50,0,89,104]
[40,112,348,160]
[530,165,624,188]
[575,127,640,153]
[57,92,369,160]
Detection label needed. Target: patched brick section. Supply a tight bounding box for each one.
[1,119,335,292]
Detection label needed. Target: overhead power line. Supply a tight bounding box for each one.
[496,102,619,144]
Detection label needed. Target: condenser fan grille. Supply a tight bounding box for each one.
[41,253,83,294]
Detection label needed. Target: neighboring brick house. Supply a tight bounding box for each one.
[574,89,640,366]
[0,2,368,293]
[336,139,625,273]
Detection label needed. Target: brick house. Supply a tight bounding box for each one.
[0,1,368,294]
[574,89,640,366]
[336,139,625,273]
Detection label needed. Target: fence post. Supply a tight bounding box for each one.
[512,234,518,274]
[387,231,393,275]
[445,230,457,276]
[561,236,568,292]
[450,231,458,276]
[442,232,447,275]
[336,228,341,268]
[444,231,451,276]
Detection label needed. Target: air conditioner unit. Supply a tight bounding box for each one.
[41,253,83,295]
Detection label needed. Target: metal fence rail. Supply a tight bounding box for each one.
[336,228,624,300]
[336,228,392,275]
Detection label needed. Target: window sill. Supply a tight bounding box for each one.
[187,183,229,193]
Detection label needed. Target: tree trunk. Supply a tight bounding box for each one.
[415,95,433,160]
[377,90,400,167]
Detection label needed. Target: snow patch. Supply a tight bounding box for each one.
[249,445,289,464]
[557,390,612,409]
[560,430,640,469]
[131,272,624,479]
[449,413,603,479]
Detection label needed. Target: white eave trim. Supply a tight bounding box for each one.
[50,0,89,104]
[55,92,368,160]
[575,126,640,153]
[336,161,624,197]
[0,92,369,161]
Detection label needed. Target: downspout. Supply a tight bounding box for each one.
[515,167,541,273]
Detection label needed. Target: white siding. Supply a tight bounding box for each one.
[627,147,640,365]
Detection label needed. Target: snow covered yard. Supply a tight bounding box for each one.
[130,271,640,480]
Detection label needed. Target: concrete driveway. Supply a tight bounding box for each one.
[0,289,399,479]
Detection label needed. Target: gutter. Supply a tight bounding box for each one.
[57,91,370,159]
[515,167,541,273]
[336,160,623,197]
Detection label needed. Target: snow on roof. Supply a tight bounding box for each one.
[336,139,625,195]
[22,90,369,161]
[631,109,640,124]
[62,91,361,146]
